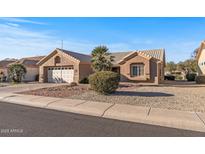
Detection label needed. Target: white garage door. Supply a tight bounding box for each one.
[47,67,74,83]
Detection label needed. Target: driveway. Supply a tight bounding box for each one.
[0,82,65,94]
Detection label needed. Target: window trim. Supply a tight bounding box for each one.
[130,63,145,77]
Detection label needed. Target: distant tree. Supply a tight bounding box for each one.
[8,64,27,83]
[91,46,114,72]
[177,59,197,74]
[184,59,197,73]
[191,48,199,59]
[165,61,177,73]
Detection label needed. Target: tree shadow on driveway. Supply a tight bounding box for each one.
[113,91,174,97]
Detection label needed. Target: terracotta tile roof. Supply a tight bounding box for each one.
[0,60,17,68]
[110,52,133,65]
[38,48,164,66]
[19,56,45,62]
[111,49,165,65]
[17,56,45,67]
[139,49,165,61]
[57,48,92,63]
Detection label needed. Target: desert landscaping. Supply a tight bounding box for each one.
[19,81,205,113]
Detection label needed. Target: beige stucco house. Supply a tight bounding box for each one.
[0,56,44,82]
[111,49,165,83]
[0,59,17,81]
[15,56,45,82]
[38,48,165,83]
[37,48,93,83]
[196,41,205,75]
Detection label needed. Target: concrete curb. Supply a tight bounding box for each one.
[1,93,205,133]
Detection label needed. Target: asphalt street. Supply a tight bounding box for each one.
[0,101,205,137]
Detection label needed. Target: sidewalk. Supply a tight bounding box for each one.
[0,92,205,133]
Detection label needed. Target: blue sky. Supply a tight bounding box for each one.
[0,17,204,62]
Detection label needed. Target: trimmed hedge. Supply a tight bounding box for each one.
[196,75,205,84]
[89,71,120,94]
[186,73,196,81]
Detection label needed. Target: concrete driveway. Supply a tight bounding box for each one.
[0,82,66,93]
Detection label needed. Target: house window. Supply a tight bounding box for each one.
[55,56,61,64]
[131,64,144,77]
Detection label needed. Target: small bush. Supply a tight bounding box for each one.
[79,77,89,84]
[175,75,183,80]
[186,73,196,81]
[196,75,205,84]
[89,71,120,94]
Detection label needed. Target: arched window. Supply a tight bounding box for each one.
[55,56,61,64]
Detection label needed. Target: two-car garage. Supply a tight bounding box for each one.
[38,48,92,83]
[47,67,74,83]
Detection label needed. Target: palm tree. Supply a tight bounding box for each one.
[8,64,27,83]
[91,46,114,72]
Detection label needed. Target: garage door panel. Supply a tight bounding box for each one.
[47,67,74,83]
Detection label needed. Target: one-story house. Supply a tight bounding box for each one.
[0,56,44,82]
[0,59,17,81]
[38,48,93,83]
[38,48,165,83]
[111,49,165,83]
[196,41,205,75]
[14,56,45,82]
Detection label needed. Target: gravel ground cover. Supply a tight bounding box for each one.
[70,82,205,112]
[20,81,205,112]
[20,84,89,98]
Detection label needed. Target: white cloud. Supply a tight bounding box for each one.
[0,17,46,25]
[0,22,142,60]
[0,24,59,59]
[6,22,20,27]
[0,23,97,59]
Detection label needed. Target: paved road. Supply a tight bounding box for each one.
[0,102,205,137]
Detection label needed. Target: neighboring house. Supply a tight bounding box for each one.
[13,56,45,82]
[38,48,165,83]
[196,41,205,75]
[0,59,17,81]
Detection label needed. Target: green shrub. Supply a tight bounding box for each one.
[89,71,120,94]
[186,73,196,81]
[8,64,27,83]
[175,75,183,80]
[79,77,89,84]
[196,75,205,84]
